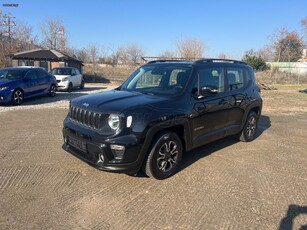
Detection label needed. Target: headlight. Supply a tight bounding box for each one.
[63,77,68,81]
[0,86,9,91]
[108,114,120,130]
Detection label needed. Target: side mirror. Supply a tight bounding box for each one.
[200,86,218,97]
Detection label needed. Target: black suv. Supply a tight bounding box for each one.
[62,59,262,179]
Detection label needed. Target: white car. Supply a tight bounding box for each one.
[51,67,84,92]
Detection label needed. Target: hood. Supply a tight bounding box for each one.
[72,90,171,114]
[54,74,70,80]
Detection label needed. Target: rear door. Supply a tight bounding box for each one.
[224,67,251,135]
[35,69,50,94]
[23,70,39,97]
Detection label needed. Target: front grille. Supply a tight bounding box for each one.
[69,106,106,130]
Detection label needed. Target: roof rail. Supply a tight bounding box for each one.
[147,59,192,64]
[194,59,247,65]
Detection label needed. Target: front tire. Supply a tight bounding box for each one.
[239,111,258,142]
[12,89,24,105]
[144,131,183,180]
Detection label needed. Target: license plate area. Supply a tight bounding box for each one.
[67,136,87,153]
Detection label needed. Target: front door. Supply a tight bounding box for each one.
[190,66,230,148]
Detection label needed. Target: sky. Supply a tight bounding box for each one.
[1,0,307,59]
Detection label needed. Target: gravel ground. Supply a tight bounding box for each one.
[0,86,306,229]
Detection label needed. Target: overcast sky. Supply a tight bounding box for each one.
[2,0,307,58]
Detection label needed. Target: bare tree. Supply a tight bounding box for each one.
[86,44,99,64]
[217,53,227,59]
[125,44,145,65]
[40,18,67,51]
[301,17,307,37]
[158,50,177,59]
[176,38,205,59]
[12,21,37,52]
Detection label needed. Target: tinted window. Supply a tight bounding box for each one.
[36,70,48,79]
[51,68,72,75]
[123,65,191,95]
[0,69,27,80]
[227,68,244,91]
[194,67,225,94]
[26,71,38,80]
[75,69,80,75]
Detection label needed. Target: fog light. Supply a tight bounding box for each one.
[110,145,125,159]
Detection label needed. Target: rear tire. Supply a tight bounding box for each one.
[80,80,85,89]
[67,82,73,92]
[239,111,258,142]
[48,84,56,97]
[144,131,183,180]
[12,89,24,105]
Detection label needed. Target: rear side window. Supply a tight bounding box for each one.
[36,70,48,79]
[26,70,38,80]
[227,68,244,91]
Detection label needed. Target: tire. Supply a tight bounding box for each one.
[80,80,85,89]
[12,89,24,105]
[67,82,73,92]
[48,84,56,97]
[239,111,258,142]
[144,131,183,180]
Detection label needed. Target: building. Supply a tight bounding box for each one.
[11,49,83,72]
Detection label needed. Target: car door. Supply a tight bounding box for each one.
[223,67,251,135]
[35,69,50,94]
[23,70,39,97]
[73,68,82,87]
[190,66,231,148]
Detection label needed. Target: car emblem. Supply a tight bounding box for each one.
[82,103,89,107]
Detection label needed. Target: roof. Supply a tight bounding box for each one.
[12,49,82,63]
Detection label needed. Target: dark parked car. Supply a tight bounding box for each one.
[62,59,262,179]
[0,67,57,105]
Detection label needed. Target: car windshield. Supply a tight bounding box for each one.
[121,65,192,95]
[51,68,72,75]
[0,69,27,80]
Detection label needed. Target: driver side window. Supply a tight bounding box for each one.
[194,67,225,95]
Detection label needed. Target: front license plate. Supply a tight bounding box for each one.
[68,136,87,153]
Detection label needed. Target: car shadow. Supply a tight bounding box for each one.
[178,114,271,174]
[279,204,307,230]
[1,86,108,107]
[137,115,271,178]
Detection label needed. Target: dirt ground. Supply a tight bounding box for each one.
[0,84,307,229]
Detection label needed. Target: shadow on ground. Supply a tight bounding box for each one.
[137,115,271,178]
[279,205,307,230]
[1,86,108,107]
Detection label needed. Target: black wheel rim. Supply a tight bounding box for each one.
[13,90,23,104]
[157,141,178,173]
[246,116,257,138]
[50,85,56,96]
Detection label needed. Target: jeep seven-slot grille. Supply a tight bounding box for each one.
[69,106,105,130]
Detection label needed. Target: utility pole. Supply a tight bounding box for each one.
[3,14,16,45]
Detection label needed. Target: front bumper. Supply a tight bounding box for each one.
[62,122,146,174]
[0,89,13,103]
[57,81,69,91]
